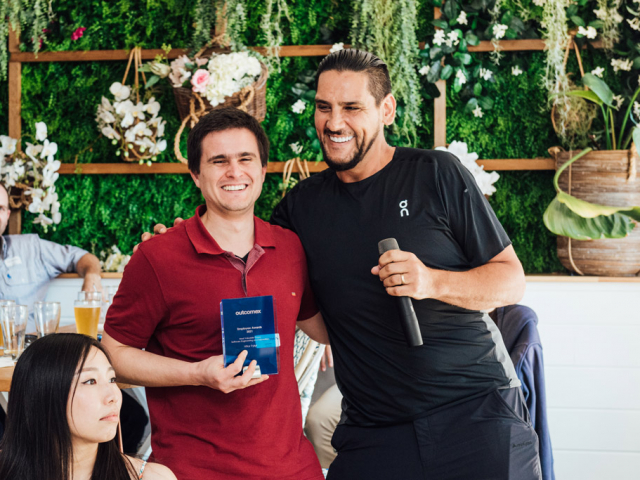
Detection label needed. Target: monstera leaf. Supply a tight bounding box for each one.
[544,148,640,240]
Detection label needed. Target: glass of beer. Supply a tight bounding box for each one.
[0,304,28,360]
[74,292,101,338]
[34,301,61,338]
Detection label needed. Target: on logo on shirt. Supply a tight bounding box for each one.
[399,200,409,217]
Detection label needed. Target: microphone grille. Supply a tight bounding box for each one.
[378,238,400,256]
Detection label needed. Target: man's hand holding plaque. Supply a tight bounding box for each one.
[192,350,268,394]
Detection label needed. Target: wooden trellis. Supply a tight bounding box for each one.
[5,27,602,233]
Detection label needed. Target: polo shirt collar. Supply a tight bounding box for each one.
[185,205,275,255]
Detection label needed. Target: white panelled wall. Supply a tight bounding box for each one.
[522,279,640,480]
[47,276,640,479]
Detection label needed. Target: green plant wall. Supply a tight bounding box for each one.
[9,0,599,274]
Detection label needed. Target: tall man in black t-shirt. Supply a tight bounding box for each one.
[270,50,541,480]
[146,50,541,479]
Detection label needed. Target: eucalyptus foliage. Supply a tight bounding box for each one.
[350,0,422,145]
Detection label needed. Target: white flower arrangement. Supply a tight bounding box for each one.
[330,43,344,53]
[591,67,605,78]
[99,245,131,273]
[456,11,468,25]
[0,122,62,226]
[96,82,167,165]
[511,66,523,76]
[290,142,304,155]
[436,141,500,196]
[291,99,306,114]
[168,51,262,108]
[479,68,493,81]
[611,58,632,73]
[577,26,597,39]
[472,105,484,118]
[492,24,508,40]
[611,95,624,110]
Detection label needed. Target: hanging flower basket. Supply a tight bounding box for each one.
[96,47,168,164]
[167,48,268,164]
[172,60,268,123]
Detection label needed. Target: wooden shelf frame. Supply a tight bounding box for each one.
[57,158,555,175]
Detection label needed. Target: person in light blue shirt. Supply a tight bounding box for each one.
[0,184,103,328]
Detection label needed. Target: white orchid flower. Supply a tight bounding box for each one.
[40,139,58,159]
[156,119,166,138]
[25,142,43,160]
[1,136,17,156]
[42,160,60,188]
[101,96,114,112]
[109,82,131,101]
[33,213,54,226]
[137,137,156,151]
[28,195,44,214]
[35,122,48,142]
[115,100,134,116]
[145,98,161,116]
[131,102,146,121]
[99,109,117,124]
[101,126,121,140]
[121,112,135,129]
[155,139,167,153]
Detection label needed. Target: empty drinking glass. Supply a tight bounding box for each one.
[0,304,28,360]
[34,301,61,337]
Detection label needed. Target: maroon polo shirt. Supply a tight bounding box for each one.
[105,205,322,480]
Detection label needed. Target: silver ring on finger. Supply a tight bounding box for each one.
[401,274,407,285]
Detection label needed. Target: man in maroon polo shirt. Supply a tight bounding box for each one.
[102,108,327,480]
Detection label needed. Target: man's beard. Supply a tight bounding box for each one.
[321,129,379,172]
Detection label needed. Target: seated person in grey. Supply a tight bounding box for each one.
[0,183,102,328]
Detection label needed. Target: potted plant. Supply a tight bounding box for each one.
[544,73,640,276]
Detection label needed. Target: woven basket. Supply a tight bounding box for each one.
[7,182,34,211]
[173,61,268,123]
[554,149,640,276]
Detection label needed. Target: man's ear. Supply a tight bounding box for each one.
[190,170,200,188]
[382,93,397,126]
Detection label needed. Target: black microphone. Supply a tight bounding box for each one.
[378,238,423,347]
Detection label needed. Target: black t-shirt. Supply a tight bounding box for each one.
[271,147,520,425]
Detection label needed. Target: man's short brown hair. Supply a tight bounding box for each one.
[316,49,392,105]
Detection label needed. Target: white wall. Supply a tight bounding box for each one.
[522,280,640,480]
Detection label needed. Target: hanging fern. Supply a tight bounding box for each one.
[350,0,421,146]
[595,0,622,50]
[190,0,218,51]
[224,0,248,51]
[260,0,291,70]
[0,0,52,80]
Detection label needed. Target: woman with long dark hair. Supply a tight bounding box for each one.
[0,334,175,480]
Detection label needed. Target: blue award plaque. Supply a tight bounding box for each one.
[220,295,279,375]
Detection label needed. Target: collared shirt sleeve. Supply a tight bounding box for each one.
[38,238,89,279]
[104,249,169,349]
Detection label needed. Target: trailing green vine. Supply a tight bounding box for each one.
[350,0,422,145]
[0,0,53,79]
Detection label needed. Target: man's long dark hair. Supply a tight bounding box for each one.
[0,334,137,480]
